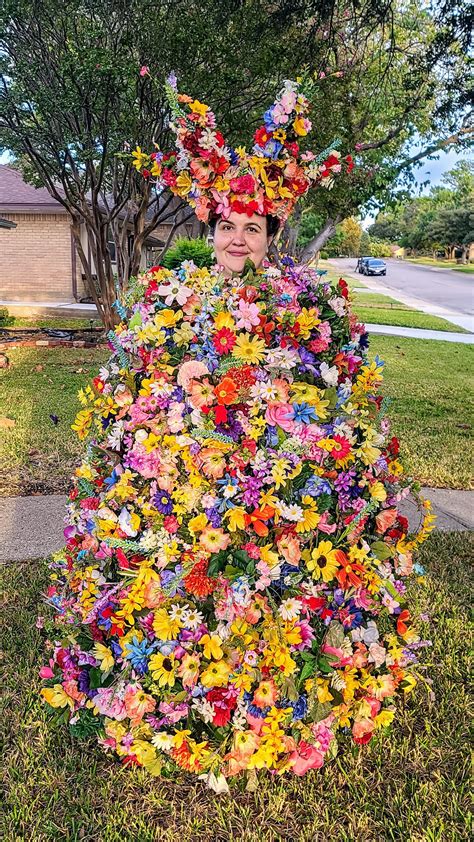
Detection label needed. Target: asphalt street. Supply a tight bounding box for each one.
[331,258,474,317]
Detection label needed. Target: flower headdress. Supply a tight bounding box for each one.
[133,77,354,223]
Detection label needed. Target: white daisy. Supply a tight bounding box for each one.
[278,598,302,621]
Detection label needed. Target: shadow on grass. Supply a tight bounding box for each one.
[0,532,472,841]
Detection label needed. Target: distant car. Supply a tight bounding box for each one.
[356,256,371,273]
[362,258,386,276]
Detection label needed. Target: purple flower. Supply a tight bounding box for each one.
[153,489,173,514]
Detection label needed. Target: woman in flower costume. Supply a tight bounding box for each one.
[41,79,434,790]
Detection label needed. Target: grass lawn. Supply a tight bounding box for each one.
[356,306,466,333]
[0,316,103,329]
[321,267,468,332]
[405,257,474,275]
[372,336,473,489]
[1,531,471,841]
[351,292,467,333]
[0,346,107,496]
[0,336,472,495]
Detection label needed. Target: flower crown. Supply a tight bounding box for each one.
[133,77,354,223]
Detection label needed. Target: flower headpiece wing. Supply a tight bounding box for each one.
[133,78,354,223]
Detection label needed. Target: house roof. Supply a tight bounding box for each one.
[0,165,66,213]
[0,164,193,238]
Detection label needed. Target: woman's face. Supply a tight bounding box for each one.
[213,212,272,275]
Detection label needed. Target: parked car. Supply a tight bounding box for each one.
[362,258,387,276]
[356,256,371,273]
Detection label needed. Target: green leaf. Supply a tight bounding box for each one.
[128,311,142,329]
[325,620,345,649]
[300,660,317,682]
[371,541,395,561]
[88,667,104,690]
[308,699,333,723]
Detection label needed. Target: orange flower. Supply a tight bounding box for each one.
[335,553,365,589]
[253,680,278,709]
[214,377,238,405]
[396,609,410,636]
[197,446,227,479]
[244,505,275,537]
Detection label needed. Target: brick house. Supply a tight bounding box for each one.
[0,165,191,303]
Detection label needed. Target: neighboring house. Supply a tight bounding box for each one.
[0,165,191,303]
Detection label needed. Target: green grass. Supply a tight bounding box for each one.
[352,292,468,333]
[0,316,103,329]
[405,257,474,274]
[371,336,473,489]
[356,307,466,332]
[0,346,107,495]
[1,531,471,841]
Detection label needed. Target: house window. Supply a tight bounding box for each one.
[108,240,116,263]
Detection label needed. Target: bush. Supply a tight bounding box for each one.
[0,307,14,327]
[319,250,329,259]
[161,237,214,270]
[368,240,392,258]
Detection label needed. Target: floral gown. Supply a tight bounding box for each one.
[41,259,433,787]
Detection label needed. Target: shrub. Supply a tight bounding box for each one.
[161,237,214,270]
[0,307,14,327]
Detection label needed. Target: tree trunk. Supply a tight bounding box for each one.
[299,216,341,264]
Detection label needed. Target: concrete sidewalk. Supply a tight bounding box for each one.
[365,323,474,343]
[0,488,472,563]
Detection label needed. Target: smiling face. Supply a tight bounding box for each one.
[213,211,272,275]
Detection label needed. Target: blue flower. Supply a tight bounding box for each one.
[290,402,318,424]
[263,107,277,130]
[291,694,308,720]
[123,635,158,675]
[104,468,120,489]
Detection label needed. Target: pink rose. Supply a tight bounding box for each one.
[265,402,296,432]
[289,741,325,776]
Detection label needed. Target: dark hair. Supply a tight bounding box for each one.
[209,214,280,237]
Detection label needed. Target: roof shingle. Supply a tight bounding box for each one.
[0,164,65,211]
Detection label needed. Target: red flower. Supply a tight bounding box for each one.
[214,404,228,424]
[183,559,216,598]
[254,126,273,146]
[206,686,238,726]
[285,141,300,156]
[229,174,257,194]
[231,198,260,215]
[255,314,275,344]
[225,365,257,389]
[329,435,352,461]
[345,154,354,172]
[212,327,236,355]
[397,609,410,636]
[338,277,349,299]
[163,514,179,533]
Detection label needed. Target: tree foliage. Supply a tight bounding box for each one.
[0,0,472,323]
[0,0,397,324]
[368,161,474,260]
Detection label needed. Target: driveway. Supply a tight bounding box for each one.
[330,258,474,320]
